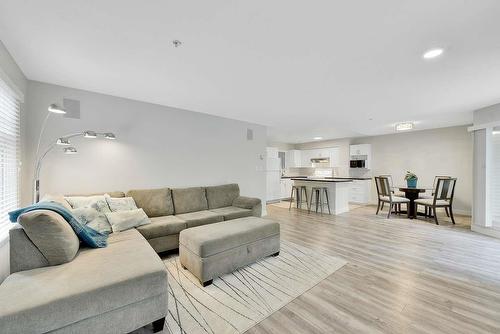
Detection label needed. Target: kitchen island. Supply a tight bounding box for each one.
[291,178,352,214]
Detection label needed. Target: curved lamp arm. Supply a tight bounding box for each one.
[34,132,84,180]
[33,131,84,203]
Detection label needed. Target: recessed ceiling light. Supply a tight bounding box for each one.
[172,40,182,48]
[423,48,444,59]
[395,122,414,132]
[313,137,323,140]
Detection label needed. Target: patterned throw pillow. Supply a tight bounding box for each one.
[65,195,111,213]
[105,208,150,232]
[105,196,138,212]
[72,207,112,234]
[66,195,112,234]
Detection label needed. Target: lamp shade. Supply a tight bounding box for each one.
[63,147,78,154]
[83,131,97,138]
[56,138,71,146]
[48,104,66,114]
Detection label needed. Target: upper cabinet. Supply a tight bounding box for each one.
[350,144,371,156]
[350,144,372,169]
[287,147,340,168]
[285,149,301,168]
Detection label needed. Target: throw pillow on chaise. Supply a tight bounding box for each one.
[105,208,150,232]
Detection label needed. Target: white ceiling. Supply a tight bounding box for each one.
[1,0,500,143]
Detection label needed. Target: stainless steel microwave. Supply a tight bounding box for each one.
[350,160,366,168]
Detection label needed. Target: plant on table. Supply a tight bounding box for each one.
[404,171,418,188]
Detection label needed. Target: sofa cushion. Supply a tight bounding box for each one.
[172,187,208,214]
[179,216,280,258]
[127,188,174,217]
[0,229,168,334]
[210,206,253,220]
[176,210,223,228]
[18,210,80,266]
[136,215,187,239]
[205,184,240,209]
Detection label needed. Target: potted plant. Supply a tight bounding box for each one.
[405,171,418,188]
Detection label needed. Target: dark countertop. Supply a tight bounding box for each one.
[328,176,372,180]
[291,178,353,183]
[282,176,371,181]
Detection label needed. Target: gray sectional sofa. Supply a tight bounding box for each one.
[0,183,261,334]
[130,183,262,252]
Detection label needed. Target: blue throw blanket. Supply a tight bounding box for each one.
[8,202,108,248]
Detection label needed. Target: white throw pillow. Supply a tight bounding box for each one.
[72,207,112,234]
[105,208,150,232]
[105,196,138,212]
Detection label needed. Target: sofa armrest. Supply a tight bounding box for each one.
[232,196,262,217]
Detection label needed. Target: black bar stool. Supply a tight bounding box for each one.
[289,185,309,210]
[309,187,331,214]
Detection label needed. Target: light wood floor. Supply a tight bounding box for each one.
[245,204,500,334]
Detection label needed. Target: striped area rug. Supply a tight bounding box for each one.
[163,241,347,334]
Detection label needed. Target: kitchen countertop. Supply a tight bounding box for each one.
[329,176,372,180]
[282,176,371,180]
[291,177,353,183]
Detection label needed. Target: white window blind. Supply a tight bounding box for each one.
[0,77,20,237]
[491,129,500,227]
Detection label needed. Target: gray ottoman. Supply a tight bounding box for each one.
[179,217,280,286]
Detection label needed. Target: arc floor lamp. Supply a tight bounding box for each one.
[33,103,116,203]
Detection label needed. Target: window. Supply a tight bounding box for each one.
[0,77,20,237]
[492,127,500,228]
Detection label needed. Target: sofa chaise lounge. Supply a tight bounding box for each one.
[0,183,261,334]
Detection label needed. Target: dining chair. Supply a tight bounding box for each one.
[414,177,457,225]
[420,175,451,217]
[375,176,410,218]
[379,174,405,213]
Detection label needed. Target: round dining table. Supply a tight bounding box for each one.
[397,186,432,218]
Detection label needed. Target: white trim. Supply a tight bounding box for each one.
[468,121,500,132]
[471,224,500,239]
[0,67,24,102]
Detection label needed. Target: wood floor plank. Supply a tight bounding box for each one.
[246,204,500,334]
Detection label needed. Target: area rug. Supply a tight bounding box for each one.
[163,241,347,334]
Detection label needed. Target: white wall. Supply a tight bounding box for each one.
[471,103,500,238]
[296,126,473,215]
[0,39,28,282]
[23,81,267,211]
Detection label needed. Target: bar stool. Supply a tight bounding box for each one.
[309,187,331,214]
[289,185,309,210]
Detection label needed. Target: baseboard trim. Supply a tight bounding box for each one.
[471,225,500,239]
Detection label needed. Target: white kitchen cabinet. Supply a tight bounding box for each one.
[349,179,371,204]
[328,147,340,167]
[285,150,301,168]
[300,149,313,167]
[350,144,371,169]
[350,144,370,156]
